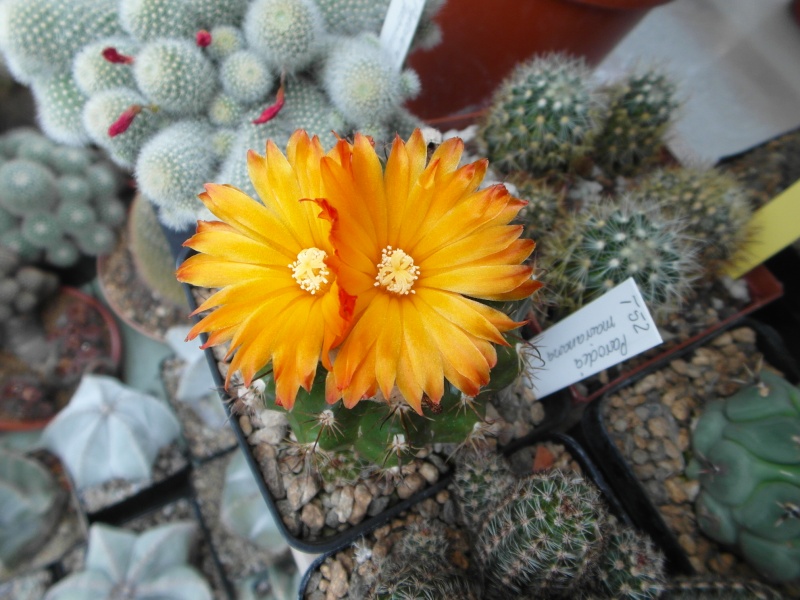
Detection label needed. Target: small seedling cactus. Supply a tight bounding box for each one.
[41,374,181,490]
[0,0,442,229]
[42,521,213,600]
[0,449,65,575]
[593,67,680,176]
[637,166,753,274]
[0,128,124,268]
[219,449,288,554]
[536,194,699,324]
[686,369,800,584]
[477,53,606,178]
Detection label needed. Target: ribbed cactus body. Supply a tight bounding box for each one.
[453,449,516,530]
[41,374,181,490]
[595,69,679,175]
[220,450,288,553]
[20,213,63,249]
[43,522,213,600]
[508,174,563,241]
[0,450,65,571]
[50,146,95,176]
[205,25,246,61]
[687,370,800,583]
[244,0,325,72]
[640,167,753,273]
[592,526,665,599]
[538,195,698,323]
[476,471,607,599]
[478,53,605,177]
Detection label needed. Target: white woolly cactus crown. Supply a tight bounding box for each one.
[41,374,181,489]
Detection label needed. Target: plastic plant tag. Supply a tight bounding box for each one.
[723,178,800,279]
[380,0,426,71]
[523,278,663,399]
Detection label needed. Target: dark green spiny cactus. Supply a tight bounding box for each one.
[661,576,783,599]
[591,525,666,599]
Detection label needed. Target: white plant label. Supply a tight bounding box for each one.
[380,0,426,71]
[522,278,663,399]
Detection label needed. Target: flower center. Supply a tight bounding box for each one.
[374,246,419,295]
[290,247,329,294]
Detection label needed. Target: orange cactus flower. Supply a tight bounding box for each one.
[321,130,541,413]
[176,131,354,410]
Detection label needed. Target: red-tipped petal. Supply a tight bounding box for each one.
[102,47,134,64]
[252,79,286,124]
[108,105,142,137]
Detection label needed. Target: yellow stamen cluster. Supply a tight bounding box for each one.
[290,247,329,294]
[374,246,419,295]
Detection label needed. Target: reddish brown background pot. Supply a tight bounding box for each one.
[405,0,674,124]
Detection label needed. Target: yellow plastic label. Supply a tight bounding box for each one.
[725,179,800,279]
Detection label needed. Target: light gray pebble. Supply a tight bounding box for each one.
[367,495,390,517]
[396,473,425,500]
[348,484,371,526]
[632,449,649,465]
[275,499,301,535]
[335,485,355,523]
[286,475,320,511]
[301,502,325,534]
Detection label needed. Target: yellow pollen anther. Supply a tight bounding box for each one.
[289,247,329,294]
[374,246,419,295]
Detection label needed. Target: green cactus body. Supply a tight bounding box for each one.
[688,370,800,584]
[41,374,181,490]
[538,195,698,323]
[134,39,217,115]
[507,173,563,241]
[205,25,246,62]
[279,76,346,145]
[45,240,81,268]
[72,37,139,96]
[86,162,122,198]
[219,50,276,104]
[190,0,249,28]
[594,69,679,176]
[592,526,665,600]
[243,0,325,72]
[476,470,607,599]
[2,231,42,262]
[128,194,188,308]
[661,576,784,599]
[477,53,606,177]
[94,197,127,227]
[42,522,213,600]
[322,33,415,128]
[58,175,94,205]
[20,213,63,249]
[15,133,55,167]
[639,167,753,274]
[0,450,65,573]
[50,146,95,176]
[372,521,481,600]
[119,0,200,41]
[31,72,91,145]
[452,449,516,530]
[82,87,166,169]
[0,159,59,216]
[135,120,218,229]
[220,450,288,553]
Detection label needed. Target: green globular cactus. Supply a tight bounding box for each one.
[74,222,116,256]
[82,87,165,169]
[133,39,218,115]
[243,0,325,72]
[0,449,65,574]
[135,120,218,229]
[372,521,482,600]
[45,241,81,268]
[205,25,246,61]
[72,37,139,96]
[594,68,680,176]
[86,161,122,199]
[477,53,606,178]
[209,93,247,127]
[58,175,94,205]
[30,71,92,147]
[50,145,95,176]
[638,167,753,274]
[537,195,699,324]
[507,173,564,241]
[452,448,516,531]
[475,470,608,600]
[591,525,666,599]
[41,374,181,490]
[0,159,59,216]
[128,194,188,309]
[119,0,201,41]
[220,450,289,554]
[20,213,63,250]
[42,522,213,600]
[685,370,800,584]
[95,197,128,228]
[15,133,55,167]
[219,50,276,104]
[661,576,783,599]
[321,33,419,130]
[191,0,249,28]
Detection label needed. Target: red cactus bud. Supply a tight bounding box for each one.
[102,47,134,64]
[196,30,212,47]
[108,105,142,137]
[252,78,286,124]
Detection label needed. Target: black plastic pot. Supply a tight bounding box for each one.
[573,318,800,577]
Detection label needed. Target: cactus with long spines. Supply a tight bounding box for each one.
[594,68,680,176]
[0,128,125,268]
[0,0,442,229]
[686,369,800,584]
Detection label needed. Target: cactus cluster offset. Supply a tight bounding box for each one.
[537,195,699,323]
[0,0,445,230]
[638,167,753,274]
[0,128,124,268]
[477,53,605,178]
[0,246,59,325]
[686,370,800,584]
